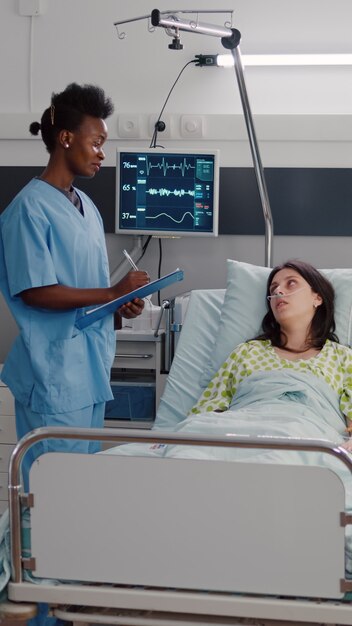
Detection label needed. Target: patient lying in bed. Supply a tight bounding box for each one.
[167,260,351,447]
[114,260,352,457]
[117,260,352,461]
[112,260,352,570]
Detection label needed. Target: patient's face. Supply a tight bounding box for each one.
[269,268,322,326]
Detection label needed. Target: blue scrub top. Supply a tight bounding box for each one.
[0,179,115,414]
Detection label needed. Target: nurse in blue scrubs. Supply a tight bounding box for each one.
[0,82,149,490]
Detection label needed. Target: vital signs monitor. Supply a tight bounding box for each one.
[115,148,219,237]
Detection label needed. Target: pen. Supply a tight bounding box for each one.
[123,249,139,271]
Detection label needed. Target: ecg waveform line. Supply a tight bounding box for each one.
[141,156,195,177]
[146,187,195,198]
[145,211,194,225]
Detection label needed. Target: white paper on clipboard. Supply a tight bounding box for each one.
[75,269,184,330]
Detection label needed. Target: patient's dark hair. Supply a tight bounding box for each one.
[257,260,338,349]
[29,83,114,153]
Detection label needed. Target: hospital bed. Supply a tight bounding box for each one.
[5,259,352,626]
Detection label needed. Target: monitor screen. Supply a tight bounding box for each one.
[115,148,219,237]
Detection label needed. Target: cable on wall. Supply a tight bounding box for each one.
[18,1,47,111]
[148,58,196,299]
[28,15,34,111]
[136,236,152,264]
[149,59,197,148]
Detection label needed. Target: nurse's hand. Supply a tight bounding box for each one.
[118,298,145,319]
[112,270,150,299]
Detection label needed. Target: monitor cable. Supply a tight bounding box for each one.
[150,59,197,148]
[149,59,196,303]
[157,238,163,306]
[136,235,152,264]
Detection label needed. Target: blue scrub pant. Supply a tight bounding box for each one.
[15,400,106,491]
[14,400,106,626]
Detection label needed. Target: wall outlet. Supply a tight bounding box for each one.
[19,0,46,16]
[180,115,205,138]
[117,114,142,139]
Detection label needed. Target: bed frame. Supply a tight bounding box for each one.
[5,426,352,626]
[5,288,352,625]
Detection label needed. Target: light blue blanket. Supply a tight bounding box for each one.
[167,369,348,460]
[114,370,348,461]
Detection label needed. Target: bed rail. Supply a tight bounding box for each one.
[155,294,190,371]
[8,426,352,587]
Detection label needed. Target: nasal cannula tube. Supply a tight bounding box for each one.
[267,286,307,301]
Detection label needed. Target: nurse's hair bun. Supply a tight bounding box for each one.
[29,121,41,136]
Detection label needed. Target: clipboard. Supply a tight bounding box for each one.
[75,269,184,330]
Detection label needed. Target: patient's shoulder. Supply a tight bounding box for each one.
[326,339,352,361]
[229,339,269,358]
[245,338,270,351]
[328,338,351,351]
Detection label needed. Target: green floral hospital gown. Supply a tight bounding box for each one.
[190,339,352,423]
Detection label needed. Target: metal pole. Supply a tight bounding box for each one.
[221,30,274,267]
[151,10,232,39]
[231,46,273,267]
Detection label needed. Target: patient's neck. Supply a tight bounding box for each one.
[275,328,319,359]
[279,323,311,351]
[282,336,310,353]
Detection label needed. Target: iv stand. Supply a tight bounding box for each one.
[151,10,274,267]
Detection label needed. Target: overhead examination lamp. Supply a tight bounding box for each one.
[114,9,274,267]
[196,53,352,67]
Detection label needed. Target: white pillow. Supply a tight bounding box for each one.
[202,259,352,385]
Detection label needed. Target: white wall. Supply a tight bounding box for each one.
[1,0,352,359]
[2,0,352,115]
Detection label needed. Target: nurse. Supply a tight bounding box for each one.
[0,82,150,488]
